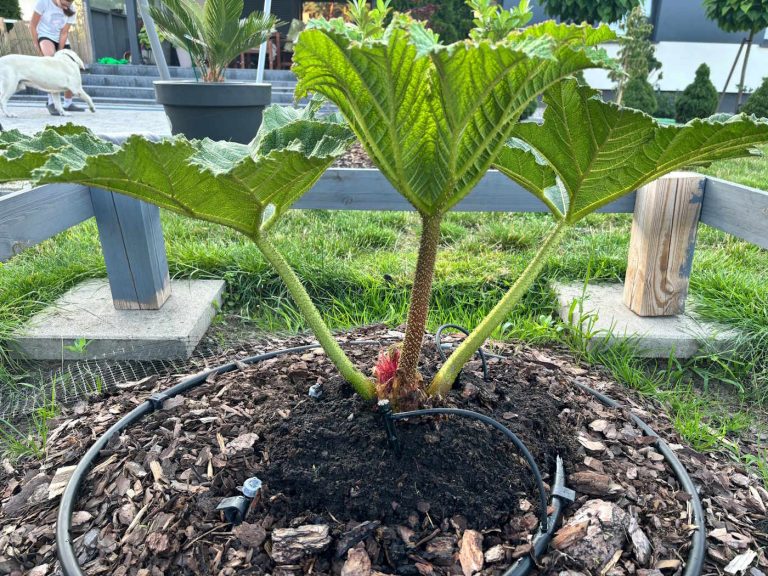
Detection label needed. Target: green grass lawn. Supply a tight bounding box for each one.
[1,148,767,476]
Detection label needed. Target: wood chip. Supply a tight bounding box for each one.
[233,523,267,549]
[725,550,758,575]
[425,536,455,566]
[149,461,164,483]
[656,559,682,571]
[335,521,380,559]
[569,471,613,496]
[584,456,605,473]
[91,454,117,475]
[146,532,170,554]
[341,542,371,576]
[28,564,50,576]
[747,486,766,514]
[484,544,505,564]
[225,433,260,456]
[578,434,607,453]
[589,419,610,433]
[711,527,752,550]
[629,517,652,566]
[397,525,415,547]
[47,465,76,500]
[600,549,623,576]
[124,461,146,478]
[552,521,588,550]
[71,510,93,526]
[271,525,331,564]
[731,473,750,488]
[510,543,531,559]
[458,530,483,576]
[169,480,208,494]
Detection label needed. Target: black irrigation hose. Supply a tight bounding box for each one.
[571,382,706,576]
[385,406,552,532]
[435,324,489,382]
[57,337,569,576]
[434,323,706,576]
[504,455,571,576]
[56,342,374,576]
[57,331,705,576]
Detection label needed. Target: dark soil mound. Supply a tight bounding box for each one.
[250,341,573,528]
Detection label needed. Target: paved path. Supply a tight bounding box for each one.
[2,102,172,137]
[1,102,171,194]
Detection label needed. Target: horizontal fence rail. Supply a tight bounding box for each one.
[0,183,94,260]
[1,170,766,262]
[701,176,768,250]
[297,169,640,213]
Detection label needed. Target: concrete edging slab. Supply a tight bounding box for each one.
[11,279,225,361]
[555,283,739,358]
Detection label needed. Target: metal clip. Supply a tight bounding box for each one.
[308,382,323,399]
[216,495,250,525]
[552,456,576,503]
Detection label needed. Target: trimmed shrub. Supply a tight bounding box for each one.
[653,90,677,119]
[539,0,640,23]
[676,64,719,123]
[623,76,657,115]
[741,77,768,118]
[0,0,21,19]
[390,0,473,44]
[610,5,661,100]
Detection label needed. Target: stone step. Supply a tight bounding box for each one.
[80,74,297,90]
[35,84,297,100]
[12,91,304,106]
[86,64,296,82]
[10,94,161,106]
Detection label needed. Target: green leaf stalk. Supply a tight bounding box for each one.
[254,234,376,399]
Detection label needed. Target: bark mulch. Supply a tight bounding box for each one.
[333,144,374,169]
[1,325,766,576]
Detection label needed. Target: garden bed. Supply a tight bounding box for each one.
[0,325,766,575]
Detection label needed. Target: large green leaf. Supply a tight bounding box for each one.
[293,20,615,216]
[495,80,768,222]
[0,106,355,238]
[0,125,112,181]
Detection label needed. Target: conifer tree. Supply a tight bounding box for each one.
[623,76,657,114]
[676,64,719,123]
[653,90,677,119]
[741,77,768,118]
[0,0,22,20]
[539,0,639,23]
[609,5,660,104]
[389,0,473,43]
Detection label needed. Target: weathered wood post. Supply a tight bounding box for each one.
[623,172,706,317]
[90,188,171,310]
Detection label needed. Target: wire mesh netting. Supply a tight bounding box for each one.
[0,322,276,423]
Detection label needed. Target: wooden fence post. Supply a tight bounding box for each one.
[623,172,705,317]
[90,188,171,310]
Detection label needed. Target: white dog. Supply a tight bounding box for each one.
[0,49,96,118]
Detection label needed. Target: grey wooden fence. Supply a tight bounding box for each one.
[1,169,766,313]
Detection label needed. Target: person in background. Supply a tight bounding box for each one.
[29,0,85,115]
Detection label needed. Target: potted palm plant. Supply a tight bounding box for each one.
[150,0,279,143]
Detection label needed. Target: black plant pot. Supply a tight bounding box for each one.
[154,81,271,144]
